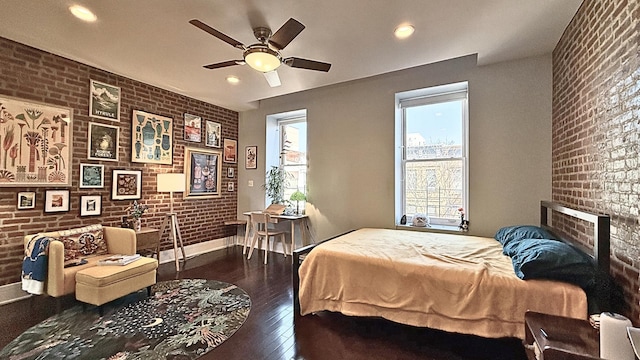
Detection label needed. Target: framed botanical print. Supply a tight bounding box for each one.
[79,163,105,188]
[131,110,173,164]
[205,121,221,148]
[44,189,70,213]
[111,169,142,200]
[184,113,202,142]
[88,122,119,161]
[223,139,237,163]
[184,147,222,198]
[0,95,73,187]
[245,146,257,169]
[89,79,121,121]
[80,195,102,216]
[17,192,36,210]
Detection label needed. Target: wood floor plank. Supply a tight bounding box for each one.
[1,246,527,359]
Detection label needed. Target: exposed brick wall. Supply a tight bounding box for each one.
[552,0,640,324]
[0,37,239,286]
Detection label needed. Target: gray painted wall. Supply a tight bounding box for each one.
[238,54,552,242]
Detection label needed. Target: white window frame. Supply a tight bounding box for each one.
[395,82,469,227]
[265,109,307,207]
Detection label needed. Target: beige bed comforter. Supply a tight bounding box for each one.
[298,228,587,339]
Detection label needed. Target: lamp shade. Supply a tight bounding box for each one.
[157,173,185,193]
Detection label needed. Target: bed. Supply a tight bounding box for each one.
[292,201,610,339]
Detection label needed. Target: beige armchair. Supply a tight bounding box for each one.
[24,225,137,298]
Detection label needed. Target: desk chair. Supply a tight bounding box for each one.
[247,212,288,264]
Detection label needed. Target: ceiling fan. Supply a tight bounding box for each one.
[189,18,331,87]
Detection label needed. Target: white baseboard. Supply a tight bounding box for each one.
[0,282,31,306]
[0,236,236,306]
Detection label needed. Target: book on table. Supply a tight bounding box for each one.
[97,254,141,266]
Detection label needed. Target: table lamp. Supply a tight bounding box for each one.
[157,173,186,271]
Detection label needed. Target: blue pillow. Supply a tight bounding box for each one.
[494,225,556,248]
[506,238,597,290]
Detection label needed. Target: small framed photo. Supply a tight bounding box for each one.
[17,192,36,210]
[223,139,237,163]
[80,195,102,216]
[89,79,121,121]
[184,113,202,142]
[227,167,234,178]
[44,190,70,213]
[227,182,234,192]
[79,163,105,188]
[111,169,142,200]
[205,120,221,147]
[245,146,257,169]
[88,122,119,161]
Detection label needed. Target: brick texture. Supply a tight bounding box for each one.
[552,0,640,324]
[0,37,239,286]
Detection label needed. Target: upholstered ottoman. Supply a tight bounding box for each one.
[75,257,158,313]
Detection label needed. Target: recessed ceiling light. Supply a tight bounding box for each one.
[226,75,240,84]
[394,24,415,39]
[69,5,97,22]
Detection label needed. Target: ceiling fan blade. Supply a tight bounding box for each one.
[269,18,305,50]
[283,57,331,72]
[203,60,244,69]
[263,70,281,87]
[189,19,245,49]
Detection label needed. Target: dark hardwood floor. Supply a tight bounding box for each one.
[0,246,527,359]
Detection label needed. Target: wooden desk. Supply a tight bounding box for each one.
[135,227,161,262]
[242,212,311,257]
[524,311,601,360]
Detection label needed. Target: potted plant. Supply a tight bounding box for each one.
[264,166,290,205]
[289,190,306,215]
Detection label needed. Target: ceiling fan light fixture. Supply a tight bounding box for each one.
[394,24,415,39]
[244,46,281,72]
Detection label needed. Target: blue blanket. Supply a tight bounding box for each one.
[21,236,51,295]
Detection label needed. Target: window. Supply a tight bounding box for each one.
[396,82,468,226]
[266,110,307,211]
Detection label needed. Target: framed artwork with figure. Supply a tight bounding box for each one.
[184,113,202,142]
[223,139,237,163]
[245,146,257,169]
[205,121,221,148]
[184,147,222,199]
[88,122,119,161]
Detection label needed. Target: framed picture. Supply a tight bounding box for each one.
[131,110,173,164]
[184,147,222,198]
[205,121,221,148]
[245,146,257,169]
[111,169,142,200]
[89,79,121,121]
[184,113,202,142]
[223,139,237,163]
[0,95,73,187]
[44,189,70,213]
[227,167,234,178]
[80,195,102,216]
[17,192,36,210]
[227,182,234,192]
[79,163,105,188]
[88,122,119,161]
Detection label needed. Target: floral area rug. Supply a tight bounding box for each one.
[0,279,251,359]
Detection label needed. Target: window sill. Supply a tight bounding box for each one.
[395,223,465,235]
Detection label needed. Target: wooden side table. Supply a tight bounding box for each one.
[135,227,161,262]
[524,311,601,360]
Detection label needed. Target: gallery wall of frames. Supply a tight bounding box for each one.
[0,37,240,286]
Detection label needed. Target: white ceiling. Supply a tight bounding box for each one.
[0,0,582,112]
